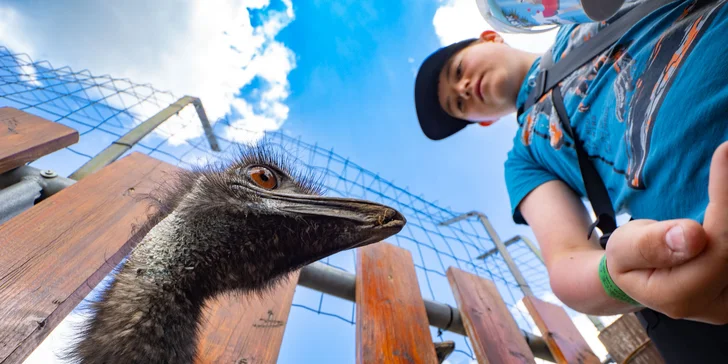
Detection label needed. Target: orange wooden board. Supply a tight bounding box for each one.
[598,313,665,364]
[522,296,599,364]
[0,107,78,174]
[0,152,178,363]
[447,267,535,364]
[195,271,300,364]
[356,242,438,364]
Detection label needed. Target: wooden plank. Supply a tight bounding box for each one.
[598,314,665,364]
[446,267,535,364]
[194,270,300,364]
[0,107,78,174]
[0,152,178,363]
[356,242,438,364]
[522,295,599,364]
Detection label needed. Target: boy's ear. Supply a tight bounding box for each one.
[480,30,504,44]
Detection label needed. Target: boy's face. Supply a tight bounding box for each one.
[437,31,521,124]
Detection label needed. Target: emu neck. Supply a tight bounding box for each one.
[72,212,211,364]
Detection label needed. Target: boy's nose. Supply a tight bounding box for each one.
[456,79,471,99]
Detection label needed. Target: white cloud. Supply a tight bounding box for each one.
[225,98,286,144]
[0,0,297,145]
[0,7,41,87]
[432,0,558,53]
[0,6,32,54]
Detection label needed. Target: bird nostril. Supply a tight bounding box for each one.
[377,208,405,226]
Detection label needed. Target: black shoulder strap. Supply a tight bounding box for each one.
[552,87,616,248]
[518,0,675,115]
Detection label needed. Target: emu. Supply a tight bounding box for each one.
[65,145,406,364]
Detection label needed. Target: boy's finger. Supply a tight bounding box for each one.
[609,219,707,272]
[704,142,728,245]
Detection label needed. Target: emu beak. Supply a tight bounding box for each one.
[274,194,406,248]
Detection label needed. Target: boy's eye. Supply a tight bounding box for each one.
[456,62,462,79]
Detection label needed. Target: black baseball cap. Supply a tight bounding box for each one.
[414,38,477,141]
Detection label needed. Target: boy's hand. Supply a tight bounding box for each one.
[606,141,728,325]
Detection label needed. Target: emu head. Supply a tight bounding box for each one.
[145,145,406,296]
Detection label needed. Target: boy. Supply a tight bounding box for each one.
[414,0,728,362]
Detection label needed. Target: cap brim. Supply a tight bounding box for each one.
[414,39,475,141]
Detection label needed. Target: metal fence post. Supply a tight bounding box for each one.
[68,96,220,180]
[474,230,605,331]
[439,211,534,297]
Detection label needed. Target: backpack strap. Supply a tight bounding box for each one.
[552,88,616,248]
[518,0,676,116]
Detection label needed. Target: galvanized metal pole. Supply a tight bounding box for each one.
[440,211,605,333]
[440,211,534,297]
[0,166,76,224]
[515,235,545,263]
[476,235,520,260]
[191,97,220,152]
[0,165,76,196]
[298,262,554,362]
[477,235,543,263]
[476,232,605,331]
[0,179,42,225]
[68,96,220,180]
[488,235,605,331]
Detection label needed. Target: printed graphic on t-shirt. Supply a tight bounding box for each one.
[561,42,634,115]
[624,0,725,188]
[522,92,566,150]
[522,0,725,190]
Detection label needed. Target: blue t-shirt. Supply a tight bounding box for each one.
[506,0,728,225]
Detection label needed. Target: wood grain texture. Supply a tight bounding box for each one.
[522,296,599,364]
[0,152,179,364]
[194,271,300,364]
[356,242,438,364]
[0,107,78,174]
[598,314,665,364]
[446,267,535,364]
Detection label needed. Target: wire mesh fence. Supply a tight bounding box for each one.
[1,46,571,363]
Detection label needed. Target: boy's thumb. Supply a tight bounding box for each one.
[609,219,707,271]
[704,142,728,239]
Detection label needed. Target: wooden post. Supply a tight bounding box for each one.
[356,242,438,364]
[447,267,536,364]
[598,314,665,364]
[195,271,300,364]
[522,296,599,363]
[0,153,177,363]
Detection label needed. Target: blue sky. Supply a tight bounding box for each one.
[0,1,617,363]
[0,0,558,243]
[280,0,537,243]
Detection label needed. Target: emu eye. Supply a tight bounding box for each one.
[247,166,277,190]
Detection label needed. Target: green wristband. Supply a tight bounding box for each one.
[599,255,642,306]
